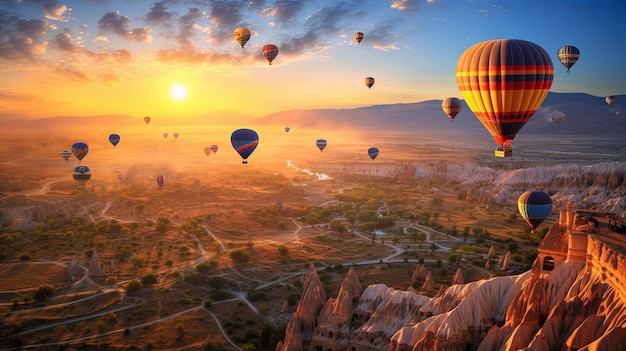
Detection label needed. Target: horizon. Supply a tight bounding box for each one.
[0,0,624,121]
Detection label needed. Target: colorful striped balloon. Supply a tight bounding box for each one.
[456,39,554,151]
[518,191,552,232]
[441,97,462,122]
[262,44,279,65]
[557,45,580,73]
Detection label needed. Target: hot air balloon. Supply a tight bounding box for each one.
[368,147,379,160]
[551,111,565,125]
[204,147,212,156]
[316,139,327,152]
[117,173,124,182]
[71,142,89,163]
[365,77,375,89]
[518,191,552,233]
[156,175,164,189]
[285,127,290,133]
[442,97,462,122]
[173,132,179,140]
[144,116,151,125]
[61,150,72,162]
[606,96,615,107]
[262,44,279,65]
[211,144,218,154]
[163,133,168,139]
[73,165,91,189]
[354,32,364,44]
[234,27,251,48]
[617,111,622,116]
[456,39,554,157]
[109,134,120,148]
[231,129,259,164]
[557,45,580,73]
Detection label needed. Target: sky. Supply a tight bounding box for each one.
[0,0,624,122]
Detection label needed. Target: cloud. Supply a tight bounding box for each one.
[42,1,71,22]
[156,47,243,65]
[97,11,152,42]
[268,0,305,23]
[144,0,177,30]
[0,10,49,60]
[389,0,420,11]
[53,65,90,81]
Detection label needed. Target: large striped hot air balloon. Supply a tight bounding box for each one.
[262,44,279,65]
[61,150,72,162]
[233,27,251,48]
[441,97,462,122]
[456,39,554,157]
[518,191,552,232]
[231,129,259,164]
[557,45,580,73]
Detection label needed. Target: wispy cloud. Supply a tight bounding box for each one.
[389,0,420,11]
[42,1,71,22]
[0,10,49,60]
[97,12,152,42]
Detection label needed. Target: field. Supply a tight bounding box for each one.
[0,122,548,350]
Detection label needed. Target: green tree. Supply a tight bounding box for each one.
[230,249,250,265]
[129,255,146,270]
[278,245,289,257]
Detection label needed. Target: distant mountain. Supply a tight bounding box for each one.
[0,114,139,130]
[253,92,626,139]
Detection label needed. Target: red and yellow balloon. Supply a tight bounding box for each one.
[456,39,554,156]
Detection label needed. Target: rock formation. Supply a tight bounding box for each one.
[277,209,626,351]
[88,250,105,277]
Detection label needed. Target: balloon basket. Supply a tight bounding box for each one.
[495,150,512,157]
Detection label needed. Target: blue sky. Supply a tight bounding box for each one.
[0,0,624,119]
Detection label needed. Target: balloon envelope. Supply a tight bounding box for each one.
[557,45,580,73]
[262,44,279,65]
[109,134,120,147]
[316,139,327,152]
[204,147,212,156]
[368,147,379,160]
[61,150,72,161]
[71,142,89,163]
[163,133,168,139]
[442,97,462,121]
[354,32,364,44]
[156,175,164,189]
[456,39,554,154]
[234,27,251,48]
[285,127,290,133]
[365,77,375,89]
[606,96,615,106]
[173,132,179,139]
[117,173,124,181]
[518,191,552,232]
[73,165,91,189]
[211,144,218,153]
[144,116,151,125]
[231,129,259,164]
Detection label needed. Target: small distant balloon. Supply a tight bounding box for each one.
[173,132,179,139]
[518,191,552,232]
[606,96,615,107]
[354,32,364,44]
[109,133,120,148]
[365,77,375,89]
[551,111,565,125]
[71,142,89,163]
[204,147,212,156]
[262,44,279,65]
[234,27,251,48]
[163,133,168,139]
[316,139,327,152]
[617,111,622,117]
[117,173,124,181]
[144,116,151,125]
[73,165,91,189]
[211,144,218,154]
[231,129,259,164]
[285,127,290,133]
[368,147,379,160]
[61,150,72,162]
[156,175,164,189]
[557,45,580,73]
[442,97,462,122]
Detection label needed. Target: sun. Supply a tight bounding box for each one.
[171,84,187,101]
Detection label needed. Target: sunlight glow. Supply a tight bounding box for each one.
[171,85,187,101]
